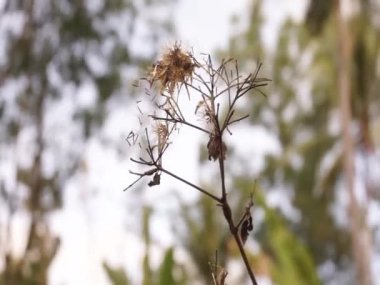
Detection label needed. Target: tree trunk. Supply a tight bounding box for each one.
[334,1,373,284]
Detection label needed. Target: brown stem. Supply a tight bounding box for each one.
[219,194,258,285]
[217,141,258,284]
[151,115,211,135]
[232,226,258,285]
[158,167,221,203]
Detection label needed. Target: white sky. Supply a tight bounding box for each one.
[175,0,307,52]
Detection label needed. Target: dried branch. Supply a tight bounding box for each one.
[210,251,228,285]
[150,115,211,135]
[123,167,158,191]
[158,166,221,203]
[128,44,268,285]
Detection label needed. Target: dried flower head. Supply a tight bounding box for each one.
[149,44,197,94]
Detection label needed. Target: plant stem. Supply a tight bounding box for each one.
[218,137,258,284]
[158,167,221,203]
[151,115,210,135]
[219,186,258,285]
[232,227,258,285]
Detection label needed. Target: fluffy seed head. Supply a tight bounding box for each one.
[149,44,197,94]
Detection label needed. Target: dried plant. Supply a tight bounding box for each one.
[210,251,228,285]
[126,44,269,285]
[149,44,198,94]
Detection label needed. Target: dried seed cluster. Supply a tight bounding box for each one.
[149,44,197,94]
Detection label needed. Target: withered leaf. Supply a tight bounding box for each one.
[217,270,228,285]
[148,173,161,187]
[240,214,253,245]
[207,135,227,161]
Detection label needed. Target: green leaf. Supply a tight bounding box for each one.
[158,247,175,285]
[103,262,130,285]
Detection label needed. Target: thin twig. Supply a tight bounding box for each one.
[123,168,158,191]
[158,166,221,203]
[225,114,250,130]
[232,228,258,285]
[236,200,254,229]
[151,115,211,134]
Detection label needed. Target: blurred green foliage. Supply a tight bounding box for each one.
[0,0,173,284]
[117,0,379,284]
[106,206,187,285]
[220,0,379,283]
[103,263,131,285]
[177,190,230,283]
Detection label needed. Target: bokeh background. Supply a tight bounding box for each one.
[0,0,379,284]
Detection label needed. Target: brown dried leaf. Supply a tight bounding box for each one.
[148,173,160,187]
[240,213,253,245]
[217,269,228,285]
[207,135,227,161]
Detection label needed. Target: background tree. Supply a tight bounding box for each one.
[0,0,172,284]
[104,205,188,285]
[223,0,380,284]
